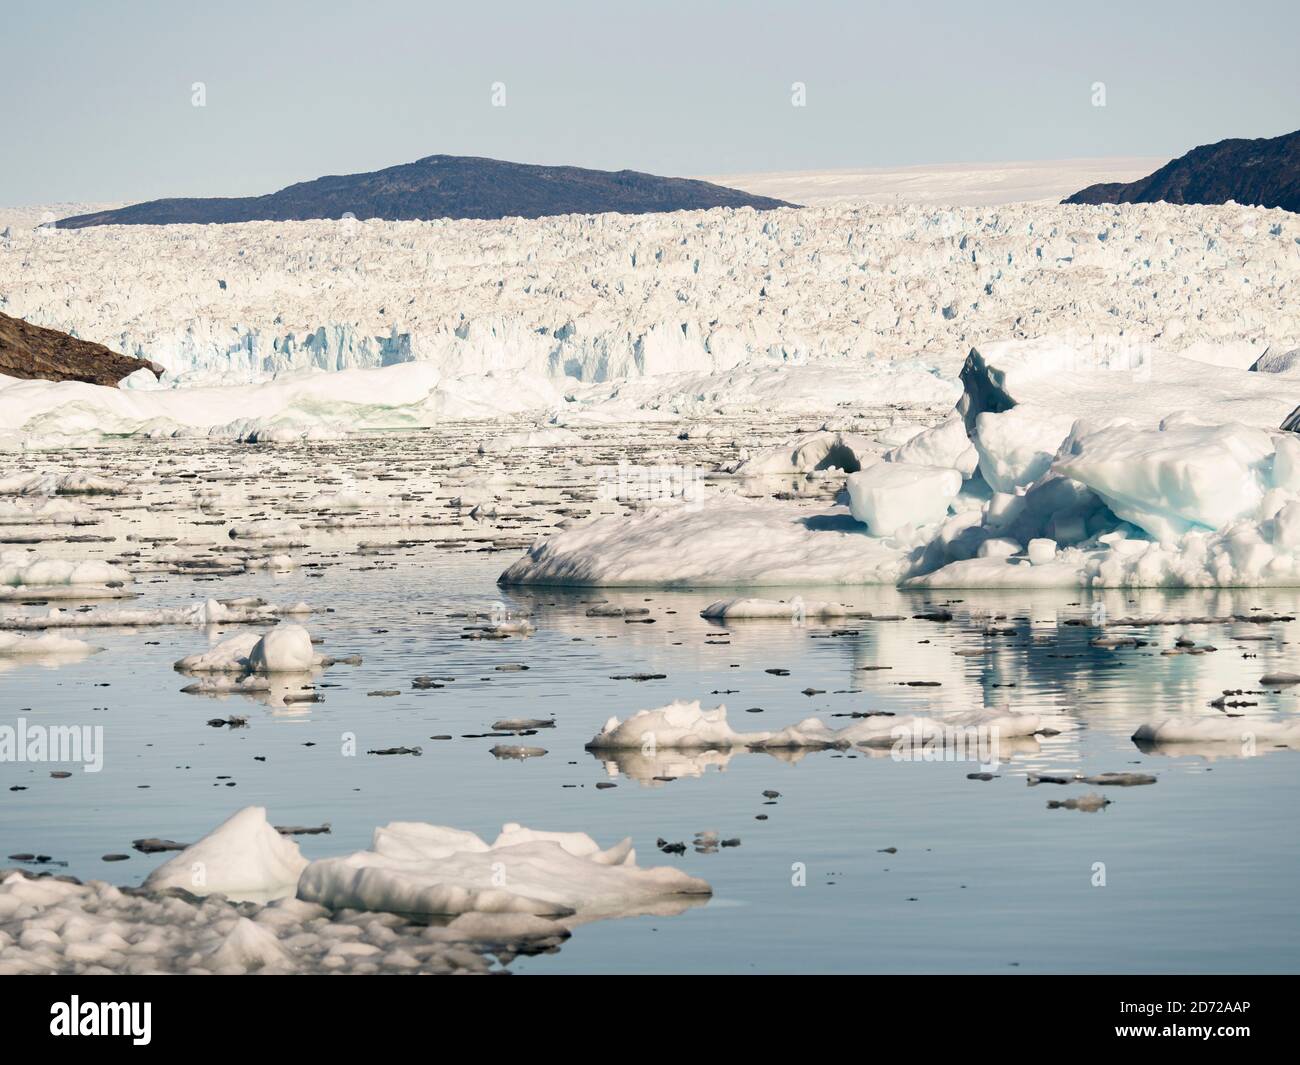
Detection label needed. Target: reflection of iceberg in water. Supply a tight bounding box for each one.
[503,582,1300,775]
[179,671,322,711]
[590,744,811,785]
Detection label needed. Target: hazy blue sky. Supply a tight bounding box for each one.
[4,0,1298,205]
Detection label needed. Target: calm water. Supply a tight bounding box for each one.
[5,537,1299,974]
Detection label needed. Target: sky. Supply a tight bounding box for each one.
[3,0,1298,206]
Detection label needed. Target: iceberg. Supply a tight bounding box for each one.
[297,821,710,918]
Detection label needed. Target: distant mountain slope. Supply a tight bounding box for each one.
[0,311,162,386]
[55,155,795,228]
[1064,130,1300,212]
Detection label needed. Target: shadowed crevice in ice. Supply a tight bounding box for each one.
[798,513,871,534]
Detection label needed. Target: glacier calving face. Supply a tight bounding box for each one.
[2,200,1298,392]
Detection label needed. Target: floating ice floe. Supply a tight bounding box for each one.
[0,497,97,525]
[1,597,307,631]
[0,550,131,588]
[226,520,305,541]
[700,597,872,620]
[0,471,126,495]
[0,806,711,973]
[0,869,583,974]
[297,820,710,919]
[586,699,1048,752]
[1132,716,1300,748]
[500,497,909,586]
[478,427,583,454]
[132,804,711,923]
[175,624,321,674]
[0,631,102,661]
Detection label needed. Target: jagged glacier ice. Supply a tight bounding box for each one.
[3,199,1297,394]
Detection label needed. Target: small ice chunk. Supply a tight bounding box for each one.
[143,807,308,903]
[846,462,963,536]
[1027,538,1057,565]
[247,624,316,672]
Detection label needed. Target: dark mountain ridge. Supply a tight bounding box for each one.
[56,155,795,228]
[1064,129,1300,213]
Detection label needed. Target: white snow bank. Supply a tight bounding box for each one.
[297,821,711,919]
[0,363,565,440]
[143,806,309,903]
[574,359,958,420]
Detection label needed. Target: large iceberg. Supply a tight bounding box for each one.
[502,333,1300,589]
